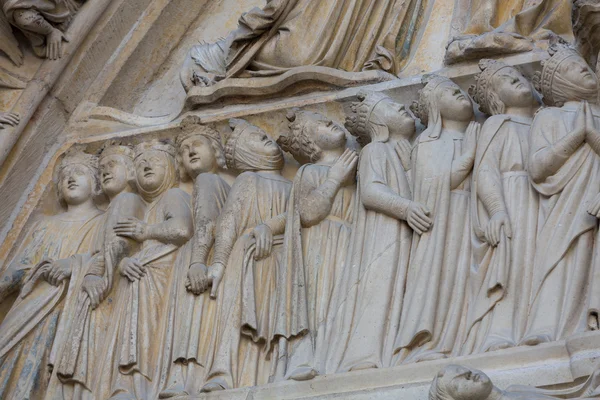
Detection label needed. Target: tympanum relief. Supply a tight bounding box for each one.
[6,42,600,399]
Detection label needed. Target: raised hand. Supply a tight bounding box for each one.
[114,217,149,242]
[572,101,587,142]
[209,262,226,299]
[395,139,412,171]
[328,148,359,186]
[585,101,600,137]
[251,224,273,261]
[407,201,432,235]
[186,262,210,295]
[484,211,512,247]
[119,257,146,282]
[464,121,481,159]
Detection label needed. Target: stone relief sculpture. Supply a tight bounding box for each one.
[103,140,193,399]
[2,0,81,60]
[160,118,230,398]
[574,0,600,71]
[200,119,291,392]
[429,365,564,399]
[274,109,357,380]
[45,142,146,400]
[445,0,575,64]
[0,148,103,399]
[180,0,430,99]
[331,91,417,373]
[524,44,600,345]
[395,75,478,364]
[462,60,540,355]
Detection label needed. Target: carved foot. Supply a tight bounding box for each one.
[348,362,378,372]
[520,334,552,347]
[287,366,317,381]
[201,377,229,393]
[486,341,515,353]
[158,388,189,398]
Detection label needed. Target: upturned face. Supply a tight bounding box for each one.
[135,150,168,192]
[373,99,416,140]
[100,154,130,198]
[59,164,94,205]
[179,135,217,178]
[310,115,347,151]
[243,128,283,158]
[558,56,599,91]
[446,366,493,400]
[492,67,534,108]
[438,83,474,121]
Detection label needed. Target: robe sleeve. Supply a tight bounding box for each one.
[298,165,341,227]
[477,131,507,216]
[146,189,193,246]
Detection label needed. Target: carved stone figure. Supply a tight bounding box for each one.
[2,0,80,60]
[201,119,291,392]
[445,0,574,64]
[180,0,429,92]
[329,91,417,374]
[395,75,479,363]
[429,365,561,399]
[523,45,600,345]
[44,142,146,400]
[0,8,23,66]
[274,109,357,380]
[462,60,540,355]
[103,140,193,399]
[574,0,600,72]
[159,119,230,398]
[0,148,103,399]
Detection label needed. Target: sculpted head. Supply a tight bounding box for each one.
[430,365,493,400]
[54,148,101,208]
[470,60,535,115]
[412,75,473,138]
[99,142,136,199]
[176,117,226,180]
[277,109,347,164]
[134,140,178,201]
[533,44,599,106]
[345,90,415,145]
[225,119,284,172]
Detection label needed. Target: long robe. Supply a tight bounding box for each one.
[188,0,427,78]
[394,129,472,363]
[0,210,102,400]
[164,173,229,395]
[106,188,192,400]
[462,115,539,355]
[278,163,355,377]
[44,193,146,400]
[523,105,600,343]
[329,142,412,373]
[205,171,291,389]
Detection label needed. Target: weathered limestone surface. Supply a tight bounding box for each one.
[3,1,600,399]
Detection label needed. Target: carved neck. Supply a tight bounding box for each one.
[66,199,98,217]
[504,106,533,119]
[371,124,390,143]
[442,118,469,134]
[108,185,133,202]
[487,387,507,400]
[317,148,345,166]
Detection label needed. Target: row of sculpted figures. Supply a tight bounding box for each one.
[2,43,600,399]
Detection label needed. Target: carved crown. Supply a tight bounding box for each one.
[53,147,99,184]
[345,90,390,146]
[176,116,222,148]
[134,139,177,160]
[469,59,511,115]
[533,44,582,106]
[99,140,135,161]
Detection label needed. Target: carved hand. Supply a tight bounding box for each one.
[46,28,69,60]
[572,101,587,143]
[186,263,210,295]
[485,211,512,247]
[328,149,359,186]
[46,260,72,286]
[251,224,273,261]
[209,262,226,299]
[587,193,600,218]
[395,139,412,171]
[407,202,432,235]
[585,101,600,144]
[119,257,146,282]
[464,121,480,159]
[0,112,19,129]
[82,275,105,309]
[114,217,149,242]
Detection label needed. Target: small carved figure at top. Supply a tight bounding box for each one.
[332,91,419,374]
[523,44,600,345]
[3,0,84,60]
[445,0,574,64]
[462,59,540,355]
[429,365,560,399]
[396,75,479,364]
[275,109,357,380]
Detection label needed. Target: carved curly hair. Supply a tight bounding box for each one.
[277,108,324,164]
